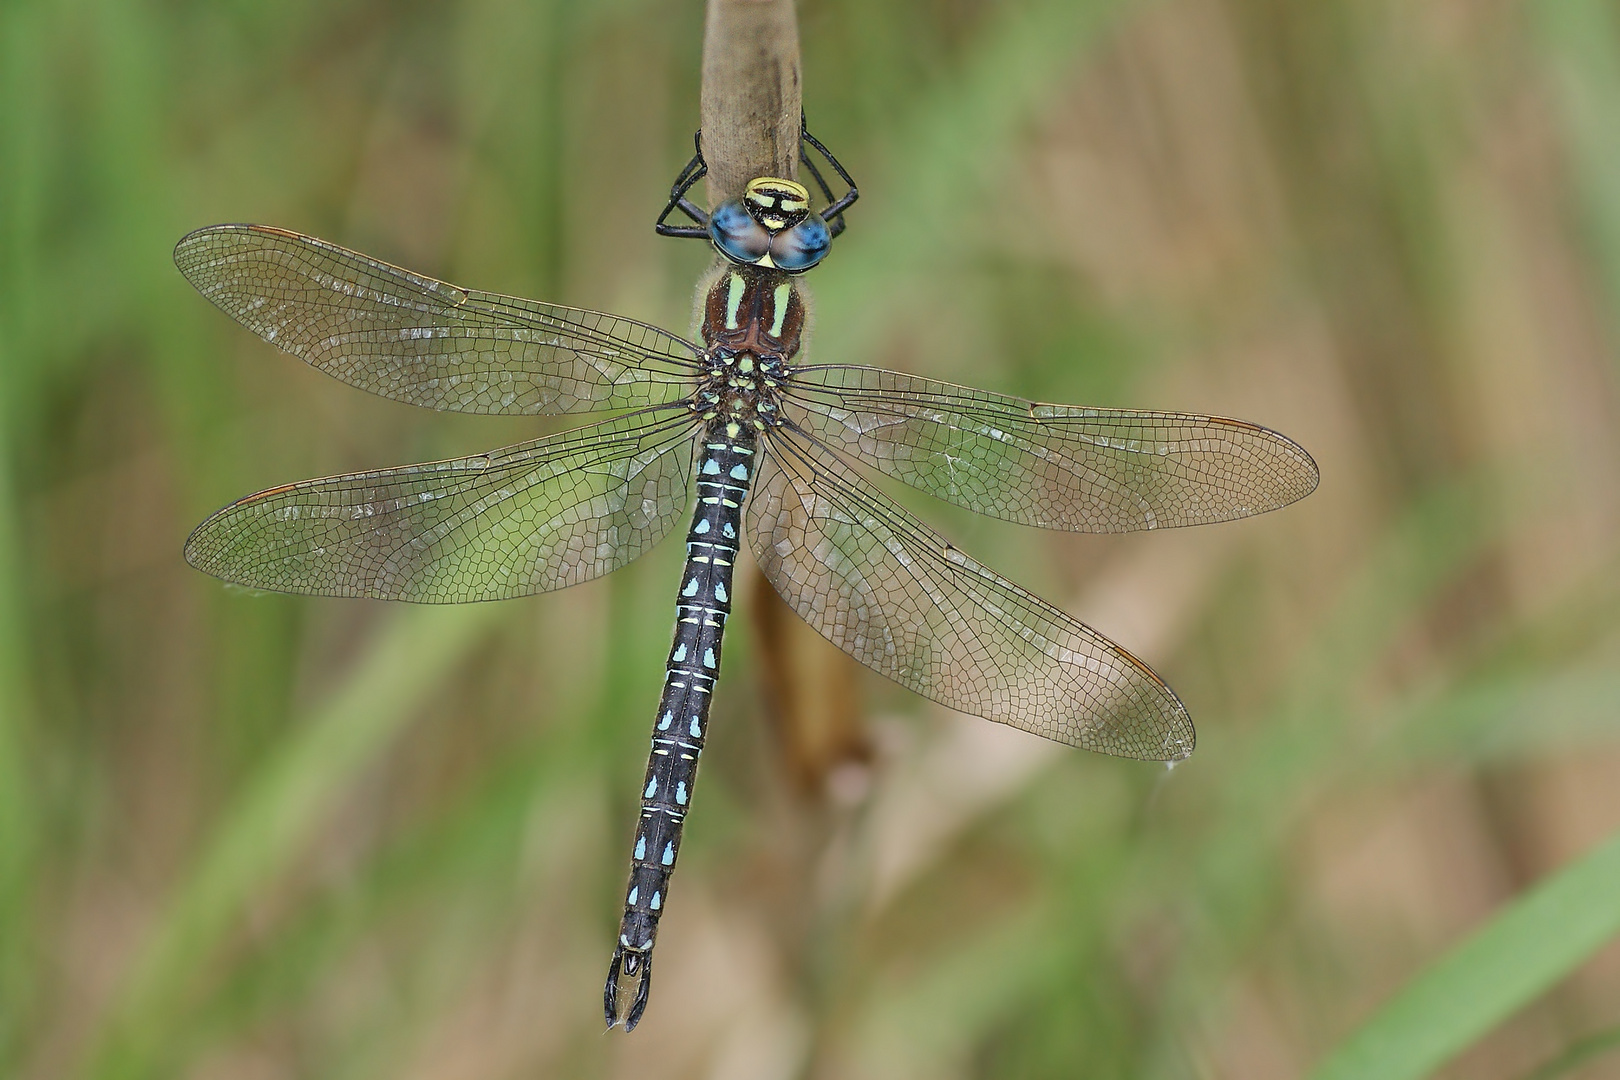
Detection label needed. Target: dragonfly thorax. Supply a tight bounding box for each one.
[701,264,805,358]
[692,348,787,429]
[695,264,801,428]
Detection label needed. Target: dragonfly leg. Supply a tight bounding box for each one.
[655,129,712,238]
[800,117,858,236]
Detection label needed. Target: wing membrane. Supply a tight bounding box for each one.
[186,410,699,602]
[747,427,1193,760]
[784,366,1318,532]
[175,224,701,415]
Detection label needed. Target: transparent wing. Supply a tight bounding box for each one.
[186,409,700,602]
[174,224,702,415]
[784,366,1318,532]
[747,426,1193,760]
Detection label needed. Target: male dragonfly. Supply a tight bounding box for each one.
[176,127,1317,1031]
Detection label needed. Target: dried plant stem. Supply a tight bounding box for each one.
[700,0,802,201]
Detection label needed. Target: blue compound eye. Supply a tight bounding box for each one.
[708,201,771,265]
[769,214,831,273]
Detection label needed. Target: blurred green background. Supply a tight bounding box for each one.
[5,0,1620,1077]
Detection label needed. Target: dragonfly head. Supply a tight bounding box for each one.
[708,177,832,274]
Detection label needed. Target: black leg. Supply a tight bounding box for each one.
[801,120,859,235]
[654,129,713,238]
[800,145,837,211]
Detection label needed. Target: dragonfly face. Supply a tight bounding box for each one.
[744,176,813,229]
[706,177,833,272]
[175,125,1317,1035]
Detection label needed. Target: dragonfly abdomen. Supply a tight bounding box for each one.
[606,420,758,1031]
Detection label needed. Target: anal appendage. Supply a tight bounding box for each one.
[605,945,652,1031]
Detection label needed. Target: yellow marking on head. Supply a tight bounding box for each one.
[744,178,811,228]
[745,177,808,200]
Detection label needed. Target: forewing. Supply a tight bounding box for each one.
[785,366,1318,532]
[186,410,699,602]
[747,428,1193,760]
[174,224,700,415]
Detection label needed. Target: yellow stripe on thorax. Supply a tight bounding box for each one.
[768,282,791,339]
[724,272,746,330]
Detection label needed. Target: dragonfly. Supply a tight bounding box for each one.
[175,126,1317,1032]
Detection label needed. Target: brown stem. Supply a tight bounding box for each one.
[700,0,802,202]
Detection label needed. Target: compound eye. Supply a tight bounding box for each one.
[769,214,831,273]
[709,201,771,265]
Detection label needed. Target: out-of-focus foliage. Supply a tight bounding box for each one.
[3,0,1620,1078]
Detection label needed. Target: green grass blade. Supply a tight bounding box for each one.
[1520,1023,1620,1080]
[1309,829,1620,1080]
[0,331,39,1075]
[1533,0,1620,366]
[0,5,48,1059]
[85,603,503,1080]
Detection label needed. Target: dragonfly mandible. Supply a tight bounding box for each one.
[175,125,1317,1032]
